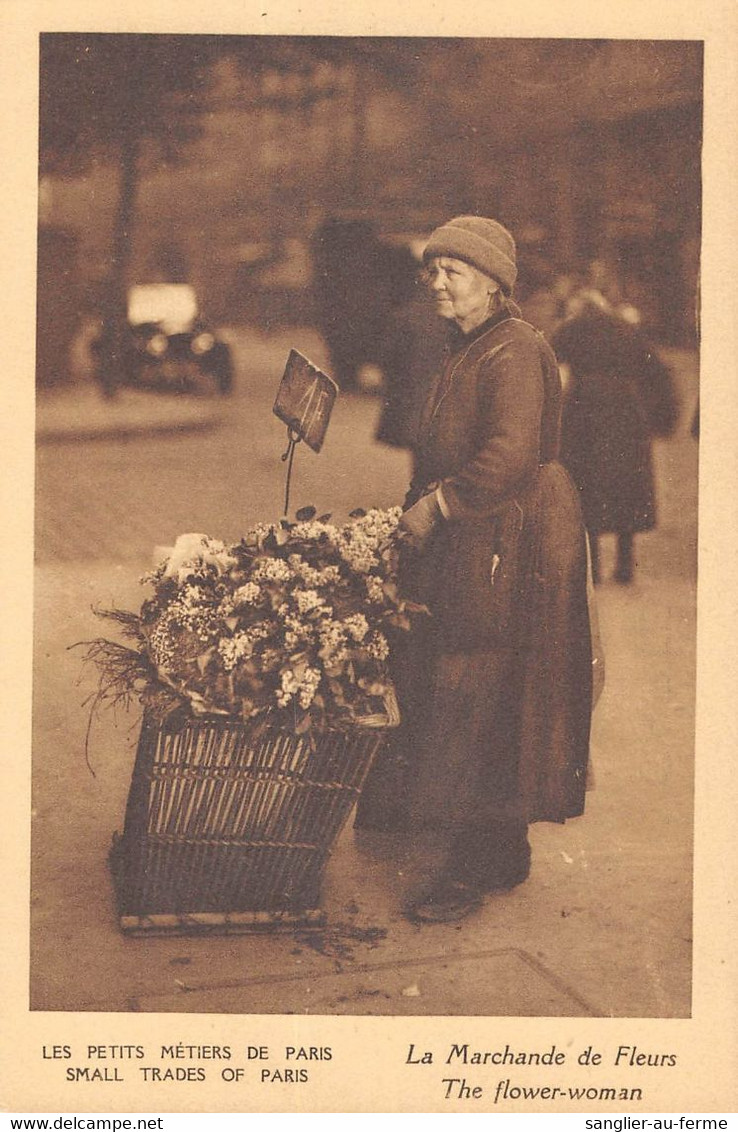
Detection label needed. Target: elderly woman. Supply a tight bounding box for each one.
[355,216,594,924]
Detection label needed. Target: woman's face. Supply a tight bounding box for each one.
[426,256,499,333]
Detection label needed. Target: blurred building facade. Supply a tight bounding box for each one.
[40,39,702,346]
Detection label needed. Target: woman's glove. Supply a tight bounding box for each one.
[399,491,442,549]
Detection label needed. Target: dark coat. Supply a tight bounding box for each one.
[552,308,660,535]
[358,303,593,831]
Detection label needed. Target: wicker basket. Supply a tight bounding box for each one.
[110,695,398,935]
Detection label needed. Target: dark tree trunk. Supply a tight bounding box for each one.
[113,130,140,283]
[350,64,368,204]
[100,131,140,396]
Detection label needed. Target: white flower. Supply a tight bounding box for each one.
[347,507,402,548]
[252,557,293,584]
[284,613,315,652]
[294,589,325,615]
[318,565,342,585]
[148,581,221,644]
[149,615,177,667]
[161,533,237,579]
[365,574,385,603]
[275,664,322,710]
[317,619,349,664]
[336,530,377,573]
[366,631,390,661]
[292,519,335,543]
[161,533,208,577]
[334,508,401,574]
[200,536,238,573]
[276,668,300,707]
[344,613,370,642]
[180,583,207,607]
[234,582,262,605]
[219,632,254,671]
[298,666,322,709]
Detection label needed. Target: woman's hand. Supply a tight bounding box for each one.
[400,491,442,549]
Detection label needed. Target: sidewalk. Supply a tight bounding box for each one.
[36,383,224,443]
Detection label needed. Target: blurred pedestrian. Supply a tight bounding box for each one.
[356,215,593,924]
[515,252,564,340]
[312,218,412,390]
[552,288,670,584]
[375,257,448,459]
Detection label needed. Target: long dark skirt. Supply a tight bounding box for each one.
[356,462,593,852]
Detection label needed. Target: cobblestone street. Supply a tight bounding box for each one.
[35,329,412,564]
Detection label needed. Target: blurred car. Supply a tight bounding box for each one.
[95,283,234,395]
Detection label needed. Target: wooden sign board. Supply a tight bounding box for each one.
[273,350,338,453]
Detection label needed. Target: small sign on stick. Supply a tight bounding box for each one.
[273,350,338,454]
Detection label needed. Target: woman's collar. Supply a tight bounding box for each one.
[450,299,521,348]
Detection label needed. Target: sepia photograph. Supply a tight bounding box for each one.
[31,32,701,1019]
[2,3,736,1115]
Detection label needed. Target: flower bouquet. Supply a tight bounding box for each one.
[88,505,423,734]
[87,507,425,932]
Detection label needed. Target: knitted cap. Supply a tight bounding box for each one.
[423,215,518,294]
